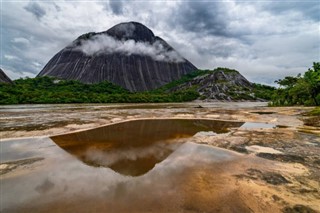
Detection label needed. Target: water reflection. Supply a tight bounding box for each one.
[240,122,276,129]
[51,119,244,176]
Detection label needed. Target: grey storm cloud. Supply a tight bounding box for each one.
[173,2,229,37]
[1,0,319,86]
[24,2,46,20]
[109,0,124,15]
[263,2,320,22]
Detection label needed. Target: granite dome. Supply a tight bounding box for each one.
[37,22,197,92]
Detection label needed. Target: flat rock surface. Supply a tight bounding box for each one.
[0,102,319,212]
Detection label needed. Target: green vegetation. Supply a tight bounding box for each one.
[0,67,274,104]
[253,83,276,100]
[153,69,212,92]
[0,76,199,104]
[307,107,320,116]
[5,63,318,105]
[270,62,320,106]
[77,32,96,40]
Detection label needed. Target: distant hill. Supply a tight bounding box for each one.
[0,69,13,84]
[156,68,274,101]
[37,22,197,92]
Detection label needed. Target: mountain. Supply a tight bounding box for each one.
[0,69,13,84]
[37,22,197,92]
[162,68,266,101]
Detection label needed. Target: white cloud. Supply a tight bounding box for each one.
[4,55,20,61]
[76,34,184,63]
[12,37,30,45]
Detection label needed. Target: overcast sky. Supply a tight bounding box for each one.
[1,0,319,85]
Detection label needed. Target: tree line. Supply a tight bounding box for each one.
[271,62,320,106]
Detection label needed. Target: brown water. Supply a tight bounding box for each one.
[1,119,252,213]
[51,119,244,176]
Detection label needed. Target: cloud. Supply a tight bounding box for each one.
[261,1,320,22]
[173,2,229,37]
[24,2,46,20]
[109,0,124,15]
[12,37,30,45]
[76,34,185,63]
[4,55,20,61]
[1,0,319,86]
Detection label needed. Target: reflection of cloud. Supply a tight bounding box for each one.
[35,178,55,194]
[3,137,243,212]
[75,34,185,63]
[83,142,181,167]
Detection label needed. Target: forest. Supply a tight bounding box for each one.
[0,63,318,106]
[271,62,320,106]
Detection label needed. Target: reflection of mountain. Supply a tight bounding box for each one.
[38,22,197,92]
[51,119,243,176]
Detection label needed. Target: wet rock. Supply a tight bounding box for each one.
[283,205,317,213]
[256,153,305,163]
[261,172,291,185]
[0,157,44,175]
[272,195,282,202]
[238,169,290,185]
[246,168,262,176]
[302,117,320,127]
[299,188,318,194]
[251,111,275,115]
[313,159,320,165]
[229,145,248,154]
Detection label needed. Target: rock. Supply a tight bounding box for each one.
[0,68,13,84]
[272,195,282,202]
[37,22,197,92]
[241,169,290,185]
[283,205,317,213]
[256,153,305,163]
[169,68,255,101]
[229,145,249,154]
[261,172,291,185]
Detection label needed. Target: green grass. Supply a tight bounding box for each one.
[307,107,320,116]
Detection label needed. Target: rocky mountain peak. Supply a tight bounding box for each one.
[106,22,155,43]
[37,22,197,92]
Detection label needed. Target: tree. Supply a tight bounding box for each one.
[304,62,320,105]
